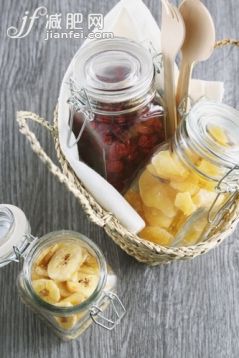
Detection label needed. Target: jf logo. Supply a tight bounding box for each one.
[7,6,48,39]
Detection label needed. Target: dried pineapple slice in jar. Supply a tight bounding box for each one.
[170,175,199,195]
[139,170,177,217]
[151,150,189,181]
[197,159,220,178]
[143,205,173,228]
[139,226,174,246]
[175,192,197,216]
[147,164,158,176]
[138,169,160,207]
[198,177,216,191]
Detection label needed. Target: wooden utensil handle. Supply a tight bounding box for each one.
[176,59,193,118]
[164,56,177,138]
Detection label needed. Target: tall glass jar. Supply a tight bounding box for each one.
[0,205,125,340]
[125,101,239,247]
[67,37,165,193]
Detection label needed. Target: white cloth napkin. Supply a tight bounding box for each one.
[58,0,224,234]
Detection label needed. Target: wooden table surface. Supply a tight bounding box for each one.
[0,0,239,357]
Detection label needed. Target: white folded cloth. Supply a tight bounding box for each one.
[58,0,224,234]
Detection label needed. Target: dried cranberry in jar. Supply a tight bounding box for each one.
[68,37,166,193]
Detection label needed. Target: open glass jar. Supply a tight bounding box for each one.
[67,37,165,193]
[0,204,125,340]
[125,101,239,247]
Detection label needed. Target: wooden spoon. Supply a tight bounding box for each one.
[176,0,215,114]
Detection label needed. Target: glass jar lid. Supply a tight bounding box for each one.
[0,204,31,267]
[72,37,154,103]
[185,101,239,169]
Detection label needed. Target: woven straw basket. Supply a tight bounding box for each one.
[16,39,239,266]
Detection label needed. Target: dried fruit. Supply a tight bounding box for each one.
[143,205,173,228]
[32,243,100,309]
[170,175,199,195]
[197,159,220,178]
[32,279,60,304]
[80,254,99,275]
[48,244,83,282]
[138,134,158,149]
[72,98,165,193]
[54,302,78,330]
[35,244,59,266]
[147,164,158,176]
[54,305,78,330]
[140,226,173,246]
[56,281,72,298]
[35,265,48,278]
[139,170,177,217]
[152,150,189,181]
[107,160,124,174]
[126,132,224,247]
[175,192,196,216]
[108,142,130,160]
[67,273,98,297]
[60,292,87,305]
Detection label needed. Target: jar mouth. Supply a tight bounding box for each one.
[186,101,239,168]
[71,37,154,104]
[175,100,239,182]
[22,230,107,315]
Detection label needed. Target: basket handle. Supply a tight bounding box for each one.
[16,111,108,227]
[215,39,239,48]
[16,110,76,185]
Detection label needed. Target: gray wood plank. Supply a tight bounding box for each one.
[0,0,239,357]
